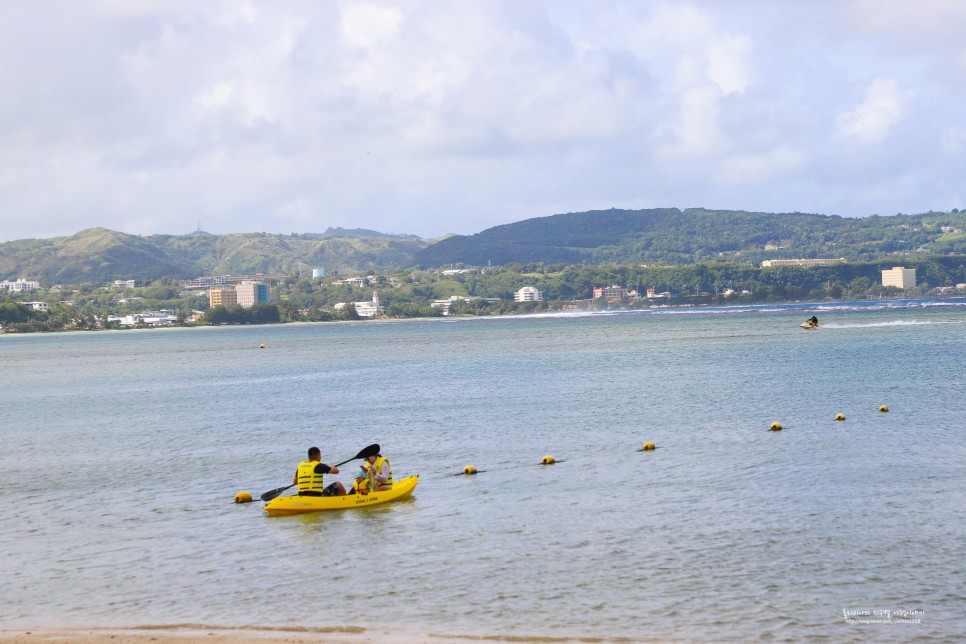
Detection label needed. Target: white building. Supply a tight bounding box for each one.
[430,295,503,315]
[26,301,49,311]
[514,286,542,302]
[761,259,846,268]
[107,311,179,326]
[335,291,383,318]
[113,280,136,288]
[882,266,916,289]
[1,278,41,292]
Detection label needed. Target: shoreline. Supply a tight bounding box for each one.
[0,625,648,644]
[3,295,965,337]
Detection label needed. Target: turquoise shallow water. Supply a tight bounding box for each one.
[1,299,964,642]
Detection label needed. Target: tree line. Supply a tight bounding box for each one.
[2,255,964,332]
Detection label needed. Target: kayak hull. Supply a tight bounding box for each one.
[264,475,418,516]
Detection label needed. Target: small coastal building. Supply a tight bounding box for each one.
[26,301,49,311]
[107,311,179,326]
[113,280,136,288]
[882,266,916,289]
[593,285,628,299]
[430,295,501,315]
[335,291,383,318]
[514,286,542,302]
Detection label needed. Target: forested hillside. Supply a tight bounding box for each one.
[415,208,966,266]
[0,228,430,284]
[2,208,965,285]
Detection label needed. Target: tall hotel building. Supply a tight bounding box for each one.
[235,281,270,308]
[209,287,238,307]
[881,267,916,289]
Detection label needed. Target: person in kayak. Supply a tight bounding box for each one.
[365,451,393,492]
[295,446,346,497]
[349,462,371,495]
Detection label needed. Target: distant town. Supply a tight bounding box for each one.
[1,261,964,333]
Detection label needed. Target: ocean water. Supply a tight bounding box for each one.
[1,299,964,642]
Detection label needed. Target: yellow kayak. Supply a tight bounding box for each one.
[264,475,419,516]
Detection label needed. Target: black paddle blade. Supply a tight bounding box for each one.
[334,443,380,467]
[260,484,294,502]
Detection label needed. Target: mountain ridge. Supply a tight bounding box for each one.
[2,208,965,284]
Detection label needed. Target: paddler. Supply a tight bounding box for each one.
[365,451,393,492]
[295,446,346,497]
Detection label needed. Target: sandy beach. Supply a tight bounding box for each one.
[0,626,638,644]
[0,627,365,644]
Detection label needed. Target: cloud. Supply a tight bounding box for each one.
[0,1,964,244]
[715,145,806,186]
[340,2,402,49]
[834,78,908,144]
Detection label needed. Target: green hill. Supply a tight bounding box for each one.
[0,229,429,284]
[3,208,965,285]
[414,208,966,266]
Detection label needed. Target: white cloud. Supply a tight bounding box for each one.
[194,80,236,115]
[834,78,908,144]
[339,2,403,49]
[0,1,964,243]
[940,126,966,155]
[707,35,751,95]
[715,145,806,186]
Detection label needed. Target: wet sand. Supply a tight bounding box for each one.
[0,626,400,644]
[0,626,638,644]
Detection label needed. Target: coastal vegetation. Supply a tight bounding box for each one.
[2,208,965,332]
[2,255,964,332]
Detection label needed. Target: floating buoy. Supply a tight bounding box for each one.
[879,405,889,413]
[835,413,845,421]
[642,442,656,451]
[541,455,556,465]
[463,465,478,475]
[259,344,266,349]
[234,491,253,503]
[769,422,782,431]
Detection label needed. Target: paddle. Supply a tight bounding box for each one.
[259,444,381,502]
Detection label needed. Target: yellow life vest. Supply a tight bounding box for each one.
[372,456,393,489]
[297,460,324,494]
[354,463,371,494]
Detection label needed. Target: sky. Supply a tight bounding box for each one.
[2,0,965,242]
